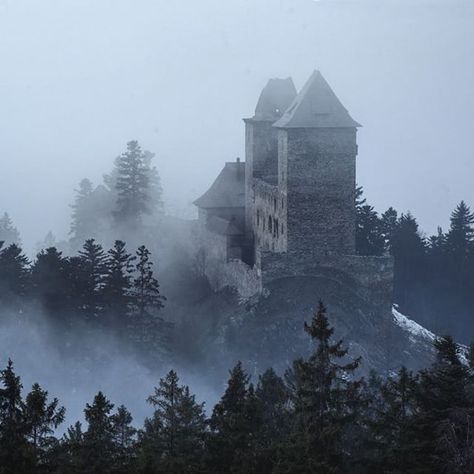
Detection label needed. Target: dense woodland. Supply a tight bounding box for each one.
[355,187,474,342]
[1,140,474,472]
[1,303,474,474]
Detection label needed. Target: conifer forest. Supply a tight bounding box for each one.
[1,1,474,473]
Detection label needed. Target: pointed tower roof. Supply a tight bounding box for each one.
[248,77,297,122]
[273,70,361,129]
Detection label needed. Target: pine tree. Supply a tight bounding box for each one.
[83,391,116,474]
[59,422,84,474]
[0,360,32,473]
[391,212,427,313]
[24,382,65,470]
[78,239,108,319]
[369,367,419,472]
[207,362,260,473]
[413,336,472,473]
[132,245,165,317]
[280,301,365,473]
[0,212,21,247]
[70,178,94,247]
[254,368,290,473]
[30,247,69,317]
[355,187,385,256]
[103,240,135,328]
[114,141,151,227]
[111,405,137,473]
[139,370,206,473]
[380,207,398,253]
[0,243,30,307]
[446,201,474,258]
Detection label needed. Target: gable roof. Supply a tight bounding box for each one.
[249,77,297,122]
[193,161,245,209]
[273,70,361,129]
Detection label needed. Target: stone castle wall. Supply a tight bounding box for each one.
[260,251,394,315]
[279,128,357,256]
[253,179,287,253]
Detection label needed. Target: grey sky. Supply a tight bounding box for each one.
[0,0,473,251]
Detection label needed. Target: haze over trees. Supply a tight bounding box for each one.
[1,304,474,473]
[69,140,164,252]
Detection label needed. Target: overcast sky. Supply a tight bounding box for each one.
[0,0,473,251]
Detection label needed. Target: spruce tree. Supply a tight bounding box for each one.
[78,239,108,319]
[30,247,69,317]
[280,301,365,473]
[369,367,419,472]
[0,243,30,307]
[0,212,21,247]
[103,240,135,328]
[114,141,151,227]
[355,187,385,256]
[0,360,32,473]
[132,245,165,317]
[111,405,137,473]
[207,362,260,473]
[83,391,116,474]
[139,370,206,473]
[254,368,290,473]
[59,422,85,474]
[413,336,472,473]
[70,178,95,248]
[24,382,65,470]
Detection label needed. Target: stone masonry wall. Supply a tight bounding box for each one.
[261,252,394,315]
[245,120,280,236]
[279,128,357,256]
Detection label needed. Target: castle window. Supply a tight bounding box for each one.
[281,224,285,235]
[274,198,277,212]
[268,216,272,233]
[275,219,279,237]
[257,210,260,226]
[281,198,284,210]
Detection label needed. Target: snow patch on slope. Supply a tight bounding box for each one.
[392,306,436,344]
[392,306,469,365]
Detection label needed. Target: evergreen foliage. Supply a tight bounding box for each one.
[1,303,474,473]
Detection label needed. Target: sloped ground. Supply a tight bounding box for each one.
[168,271,438,380]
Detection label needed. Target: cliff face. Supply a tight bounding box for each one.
[168,268,437,379]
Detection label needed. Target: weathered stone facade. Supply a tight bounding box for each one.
[193,70,394,314]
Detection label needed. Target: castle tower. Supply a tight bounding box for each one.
[273,71,361,256]
[243,78,297,237]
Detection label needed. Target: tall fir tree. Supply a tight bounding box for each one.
[0,360,32,473]
[24,382,65,471]
[114,141,151,227]
[82,391,116,474]
[139,370,207,473]
[0,212,21,247]
[355,187,385,256]
[103,240,135,328]
[207,362,260,473]
[280,301,365,473]
[111,405,137,474]
[0,243,30,308]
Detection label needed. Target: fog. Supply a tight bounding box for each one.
[0,0,473,252]
[0,308,220,428]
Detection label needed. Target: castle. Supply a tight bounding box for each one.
[194,71,393,316]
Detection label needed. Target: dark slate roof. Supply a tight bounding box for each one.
[248,77,297,122]
[273,70,361,129]
[194,161,245,209]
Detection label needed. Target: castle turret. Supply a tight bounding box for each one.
[243,78,297,239]
[273,70,361,256]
